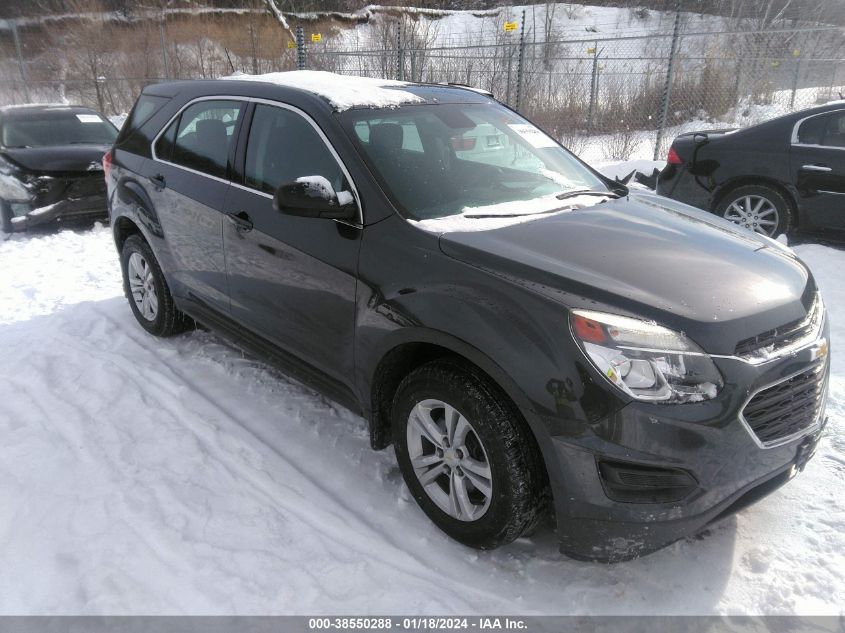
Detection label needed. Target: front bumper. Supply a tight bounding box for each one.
[1,192,107,232]
[546,330,830,562]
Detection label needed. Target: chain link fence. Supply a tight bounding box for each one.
[1,12,844,160]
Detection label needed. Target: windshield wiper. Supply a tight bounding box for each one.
[555,189,621,201]
[464,205,579,219]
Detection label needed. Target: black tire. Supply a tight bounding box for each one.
[715,183,794,237]
[120,234,190,337]
[392,358,547,550]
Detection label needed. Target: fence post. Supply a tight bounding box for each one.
[789,51,801,110]
[587,43,599,132]
[654,0,682,161]
[11,20,30,102]
[515,10,526,112]
[296,26,306,70]
[397,20,404,81]
[506,50,513,107]
[159,16,170,80]
[732,57,743,112]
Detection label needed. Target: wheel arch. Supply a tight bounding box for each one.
[366,329,543,456]
[113,214,145,252]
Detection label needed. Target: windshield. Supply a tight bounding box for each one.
[2,110,118,148]
[340,102,611,221]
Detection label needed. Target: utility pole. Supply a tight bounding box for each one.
[159,14,170,80]
[654,0,682,161]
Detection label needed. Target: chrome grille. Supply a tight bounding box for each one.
[742,363,826,446]
[735,294,821,359]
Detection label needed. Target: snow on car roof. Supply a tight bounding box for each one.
[0,103,76,111]
[220,70,424,111]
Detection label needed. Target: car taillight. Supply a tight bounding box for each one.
[450,136,476,151]
[103,149,113,179]
[666,146,683,165]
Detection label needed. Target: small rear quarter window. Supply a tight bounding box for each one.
[796,115,826,145]
[116,94,171,157]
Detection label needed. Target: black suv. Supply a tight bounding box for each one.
[106,73,830,561]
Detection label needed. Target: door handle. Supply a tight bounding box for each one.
[802,164,832,173]
[149,173,166,189]
[226,211,254,233]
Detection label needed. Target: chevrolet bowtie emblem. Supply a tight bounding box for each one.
[811,339,829,362]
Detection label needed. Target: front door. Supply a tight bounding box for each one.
[147,98,246,312]
[790,109,845,231]
[222,102,362,384]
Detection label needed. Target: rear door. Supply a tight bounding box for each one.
[790,109,845,230]
[222,101,362,383]
[147,98,246,313]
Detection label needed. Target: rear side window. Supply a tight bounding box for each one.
[823,112,845,148]
[244,104,346,195]
[159,100,243,179]
[796,111,845,147]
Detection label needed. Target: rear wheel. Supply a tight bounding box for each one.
[715,184,793,237]
[120,234,190,337]
[392,359,547,549]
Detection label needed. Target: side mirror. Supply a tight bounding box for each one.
[272,176,356,220]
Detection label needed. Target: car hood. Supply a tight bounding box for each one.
[437,192,815,355]
[2,145,109,174]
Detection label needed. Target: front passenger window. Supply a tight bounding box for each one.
[244,104,346,195]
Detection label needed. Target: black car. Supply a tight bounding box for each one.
[0,104,118,232]
[106,74,830,561]
[657,102,845,237]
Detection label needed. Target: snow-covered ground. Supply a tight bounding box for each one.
[0,199,843,614]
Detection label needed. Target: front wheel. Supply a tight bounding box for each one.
[392,359,547,550]
[715,184,793,237]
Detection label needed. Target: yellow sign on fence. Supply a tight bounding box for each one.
[287,40,296,49]
[311,33,322,43]
[503,21,518,32]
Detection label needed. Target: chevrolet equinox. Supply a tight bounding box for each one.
[105,72,830,561]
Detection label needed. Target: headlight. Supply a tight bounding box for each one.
[0,155,33,201]
[570,309,723,403]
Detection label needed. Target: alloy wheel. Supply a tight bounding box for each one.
[722,195,779,237]
[127,252,159,321]
[406,398,493,521]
